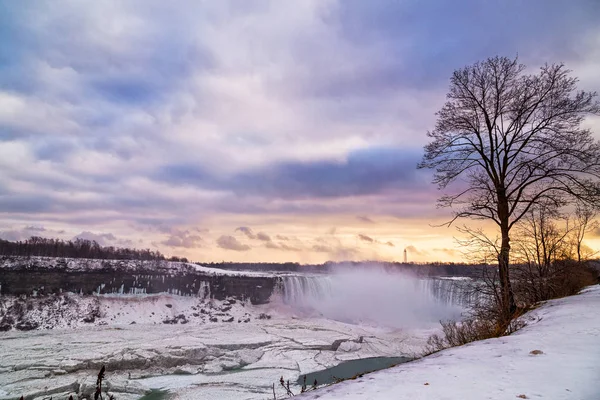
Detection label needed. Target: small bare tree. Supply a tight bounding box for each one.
[511,203,598,302]
[419,56,600,321]
[513,203,571,267]
[511,203,572,302]
[572,202,599,262]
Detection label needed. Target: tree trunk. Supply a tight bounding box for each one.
[497,192,517,322]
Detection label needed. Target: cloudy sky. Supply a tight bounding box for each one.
[1,0,599,263]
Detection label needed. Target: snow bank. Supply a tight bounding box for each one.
[0,256,276,278]
[0,255,191,273]
[300,285,600,400]
[190,263,273,277]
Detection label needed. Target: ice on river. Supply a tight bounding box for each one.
[0,297,435,400]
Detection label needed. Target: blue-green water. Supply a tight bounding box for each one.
[297,356,411,386]
[138,389,170,400]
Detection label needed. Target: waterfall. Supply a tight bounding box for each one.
[280,275,333,306]
[276,271,473,328]
[280,274,474,308]
[416,277,478,307]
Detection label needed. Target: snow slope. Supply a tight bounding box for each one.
[300,285,600,400]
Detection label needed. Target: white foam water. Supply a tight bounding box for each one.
[276,268,468,328]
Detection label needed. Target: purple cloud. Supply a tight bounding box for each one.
[161,230,203,248]
[256,232,271,242]
[358,234,375,243]
[235,227,256,239]
[356,216,375,223]
[73,231,134,247]
[265,242,301,252]
[217,235,251,252]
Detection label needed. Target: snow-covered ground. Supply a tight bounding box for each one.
[191,263,275,277]
[0,294,435,400]
[300,285,600,400]
[0,256,278,277]
[0,256,191,273]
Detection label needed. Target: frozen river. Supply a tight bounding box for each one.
[0,313,435,399]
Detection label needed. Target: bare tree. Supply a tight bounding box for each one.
[454,225,500,262]
[572,202,599,262]
[513,203,571,269]
[419,56,600,320]
[510,203,599,303]
[511,203,572,302]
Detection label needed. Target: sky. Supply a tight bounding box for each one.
[1,0,600,263]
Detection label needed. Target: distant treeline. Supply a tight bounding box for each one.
[202,260,493,276]
[202,261,309,273]
[0,236,188,262]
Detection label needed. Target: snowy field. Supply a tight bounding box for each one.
[300,285,600,400]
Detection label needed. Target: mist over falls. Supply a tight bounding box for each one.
[276,269,469,329]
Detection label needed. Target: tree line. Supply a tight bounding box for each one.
[0,236,186,262]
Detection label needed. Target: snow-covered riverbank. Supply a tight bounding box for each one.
[300,285,600,400]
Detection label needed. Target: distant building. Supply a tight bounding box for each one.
[403,248,407,263]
